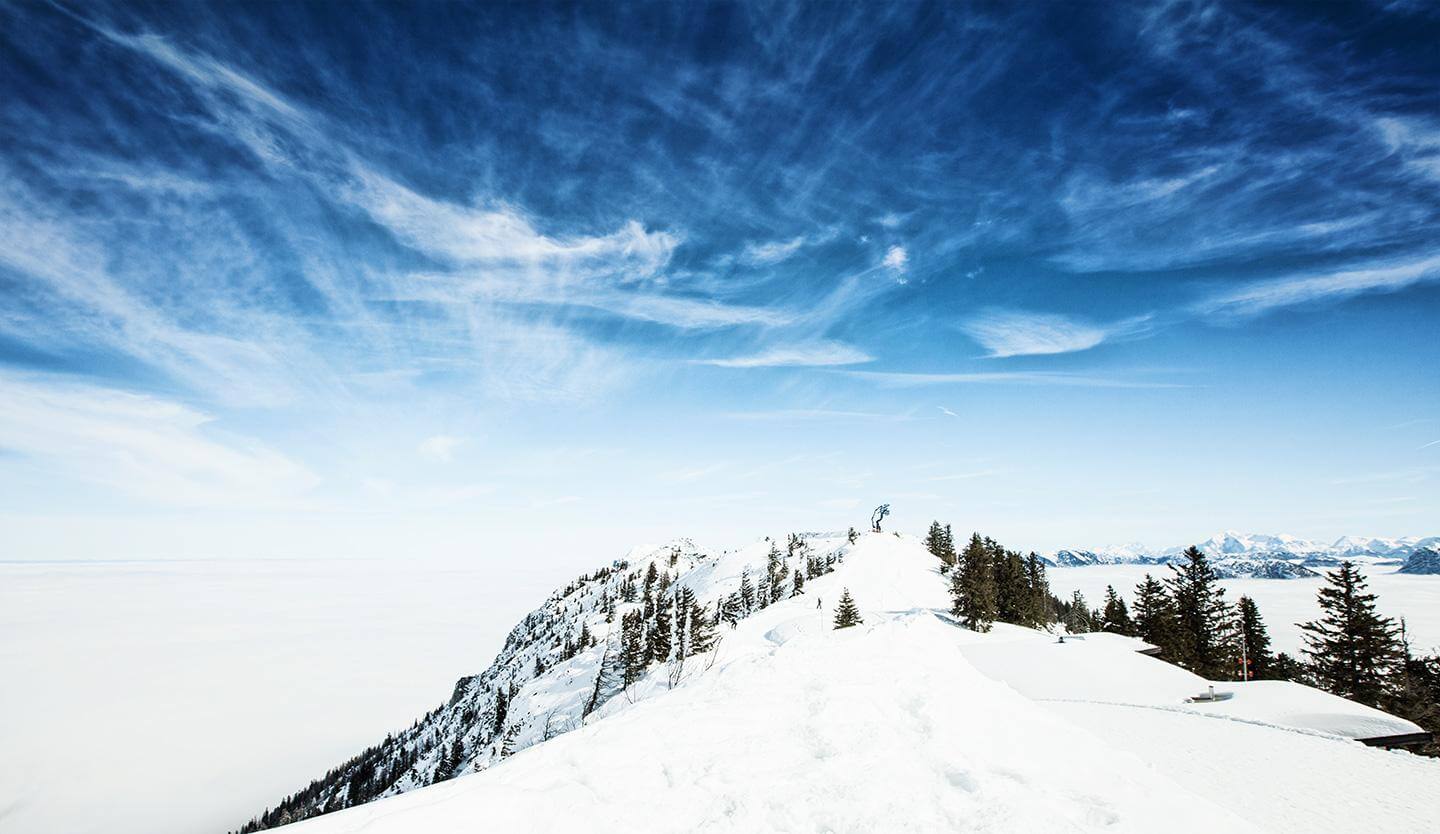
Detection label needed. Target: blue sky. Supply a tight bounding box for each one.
[1,0,1437,564]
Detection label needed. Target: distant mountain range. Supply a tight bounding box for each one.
[1046,532,1440,579]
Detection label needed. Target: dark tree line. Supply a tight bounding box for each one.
[925,523,1054,632]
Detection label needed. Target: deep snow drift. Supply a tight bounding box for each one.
[280,534,1438,834]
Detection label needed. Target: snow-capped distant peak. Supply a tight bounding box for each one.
[1049,530,1440,577]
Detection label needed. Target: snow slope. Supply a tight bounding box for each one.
[958,629,1420,739]
[276,534,1439,834]
[286,537,1254,834]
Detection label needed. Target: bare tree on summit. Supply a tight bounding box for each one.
[871,504,890,532]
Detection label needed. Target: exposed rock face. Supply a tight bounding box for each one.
[1397,547,1440,575]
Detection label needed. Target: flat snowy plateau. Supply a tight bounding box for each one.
[281,535,1436,834]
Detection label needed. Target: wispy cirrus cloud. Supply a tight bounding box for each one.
[694,342,873,368]
[2,14,802,409]
[959,309,1152,358]
[844,370,1186,389]
[721,409,909,422]
[0,373,318,507]
[740,236,807,266]
[1194,254,1440,319]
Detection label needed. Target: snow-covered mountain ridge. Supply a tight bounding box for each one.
[246,532,1437,834]
[236,532,857,831]
[1049,531,1440,577]
[250,535,1440,834]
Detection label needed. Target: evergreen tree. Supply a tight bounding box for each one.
[1132,573,1175,652]
[1063,590,1092,633]
[720,592,742,628]
[434,739,463,783]
[1300,561,1402,706]
[491,687,509,736]
[620,610,647,686]
[583,634,615,717]
[993,549,1029,625]
[738,568,755,614]
[1271,652,1309,684]
[650,591,674,664]
[1235,595,1274,680]
[767,543,789,604]
[1100,586,1135,635]
[642,564,657,625]
[924,522,956,565]
[672,588,692,659]
[948,550,965,618]
[1389,626,1440,756]
[833,588,863,629]
[951,532,997,631]
[1024,553,1052,627]
[847,526,858,544]
[791,569,805,597]
[689,601,715,654]
[1164,546,1229,677]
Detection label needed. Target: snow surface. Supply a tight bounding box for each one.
[958,630,1420,739]
[280,535,1439,834]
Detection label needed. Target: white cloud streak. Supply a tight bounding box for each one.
[1195,254,1440,319]
[844,370,1185,388]
[695,342,873,368]
[0,374,319,507]
[740,236,807,266]
[960,310,1110,358]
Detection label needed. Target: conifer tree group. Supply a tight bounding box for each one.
[929,523,1056,633]
[924,521,957,568]
[1070,553,1440,752]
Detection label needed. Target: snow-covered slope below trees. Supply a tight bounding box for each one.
[257,534,1438,834]
[284,615,1256,834]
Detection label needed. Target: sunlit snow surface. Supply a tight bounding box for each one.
[287,535,1437,834]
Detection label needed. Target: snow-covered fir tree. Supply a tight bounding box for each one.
[833,588,863,629]
[1300,561,1402,706]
